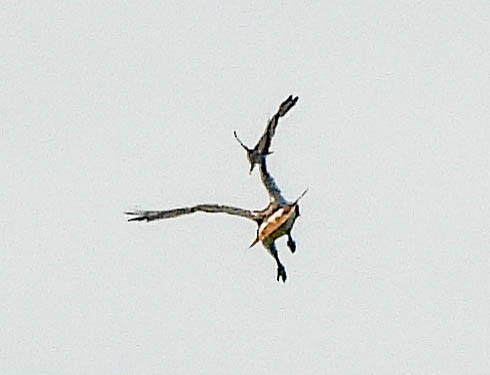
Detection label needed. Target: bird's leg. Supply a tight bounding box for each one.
[275,256,287,283]
[287,233,296,253]
[267,242,287,282]
[276,261,287,283]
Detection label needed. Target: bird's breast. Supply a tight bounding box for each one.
[257,205,298,243]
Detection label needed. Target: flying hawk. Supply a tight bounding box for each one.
[126,95,305,282]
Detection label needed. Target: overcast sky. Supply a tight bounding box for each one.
[2,1,489,374]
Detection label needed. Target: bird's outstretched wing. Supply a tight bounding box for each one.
[126,204,258,222]
[255,94,299,155]
[234,95,299,173]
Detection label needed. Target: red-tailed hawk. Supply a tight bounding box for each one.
[126,95,305,282]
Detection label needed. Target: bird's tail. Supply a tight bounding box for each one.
[294,188,309,204]
[249,236,260,248]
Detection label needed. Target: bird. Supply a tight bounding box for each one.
[248,183,308,282]
[233,95,298,174]
[126,95,305,282]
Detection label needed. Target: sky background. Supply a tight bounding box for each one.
[2,1,489,374]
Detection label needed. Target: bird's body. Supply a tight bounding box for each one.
[256,206,297,245]
[249,188,307,248]
[126,95,305,283]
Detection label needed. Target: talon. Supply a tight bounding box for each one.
[277,266,287,283]
[287,237,296,253]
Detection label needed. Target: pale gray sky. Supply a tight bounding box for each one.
[2,1,489,374]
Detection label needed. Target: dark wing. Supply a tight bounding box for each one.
[254,95,299,155]
[126,204,258,222]
[234,95,299,173]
